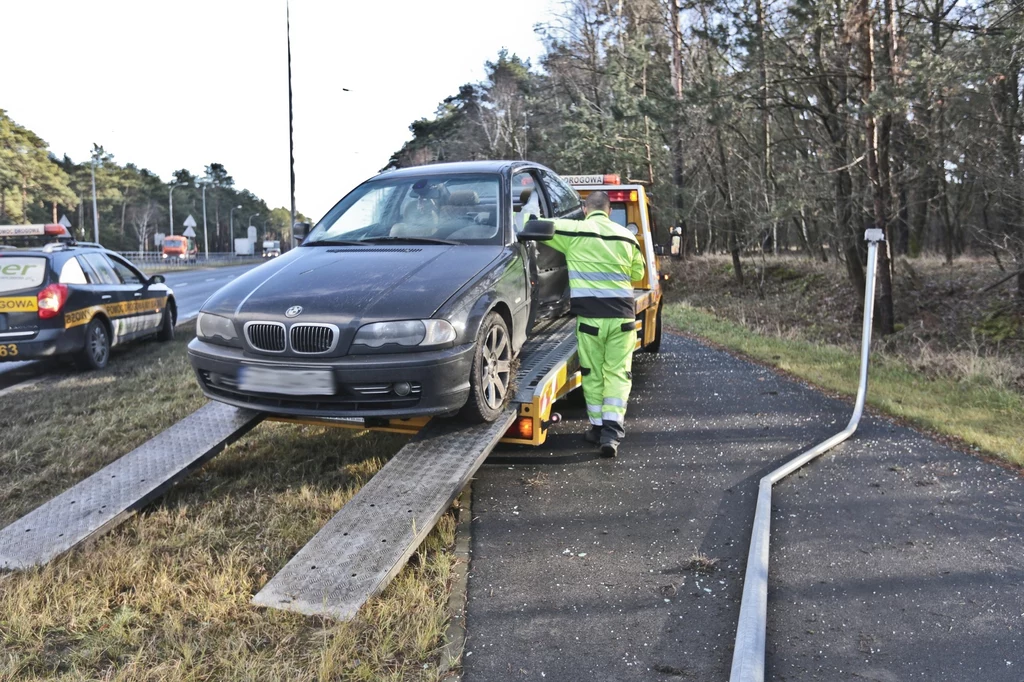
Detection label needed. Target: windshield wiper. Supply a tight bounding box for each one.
[301,239,366,247]
[359,236,460,246]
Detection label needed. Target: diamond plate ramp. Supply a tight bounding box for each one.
[252,408,517,620]
[0,402,262,570]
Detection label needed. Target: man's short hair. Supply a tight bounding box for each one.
[584,191,611,214]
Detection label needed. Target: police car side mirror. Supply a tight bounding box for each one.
[519,219,555,241]
[148,274,166,285]
[293,222,311,241]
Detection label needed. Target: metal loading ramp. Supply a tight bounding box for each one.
[251,409,517,619]
[252,317,578,620]
[0,402,262,570]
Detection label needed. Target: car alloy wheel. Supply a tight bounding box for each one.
[481,322,512,410]
[461,312,513,423]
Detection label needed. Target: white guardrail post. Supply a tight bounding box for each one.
[728,228,885,682]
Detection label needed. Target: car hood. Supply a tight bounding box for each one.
[202,244,501,326]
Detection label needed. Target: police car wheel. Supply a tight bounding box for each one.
[461,312,512,423]
[157,307,175,342]
[75,319,110,370]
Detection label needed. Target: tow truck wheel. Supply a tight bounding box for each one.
[461,312,512,423]
[75,319,110,370]
[643,304,663,354]
[156,305,176,342]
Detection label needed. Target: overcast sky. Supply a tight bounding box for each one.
[5,0,556,222]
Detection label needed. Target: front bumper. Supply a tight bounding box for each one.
[0,327,84,362]
[187,337,474,418]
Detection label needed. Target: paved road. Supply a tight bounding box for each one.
[0,263,260,391]
[465,333,1023,681]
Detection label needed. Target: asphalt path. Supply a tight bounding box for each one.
[465,332,1023,681]
[0,263,260,392]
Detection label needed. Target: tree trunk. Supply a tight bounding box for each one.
[860,0,895,334]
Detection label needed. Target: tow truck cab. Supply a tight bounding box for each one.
[561,174,665,352]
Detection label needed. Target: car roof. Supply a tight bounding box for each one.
[377,160,552,179]
[0,244,114,259]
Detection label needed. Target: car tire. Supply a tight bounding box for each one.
[74,318,110,370]
[157,305,176,342]
[460,311,513,423]
[643,304,663,354]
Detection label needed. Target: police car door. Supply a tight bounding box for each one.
[78,253,135,342]
[106,254,164,337]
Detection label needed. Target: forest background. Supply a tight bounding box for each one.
[388,0,1024,339]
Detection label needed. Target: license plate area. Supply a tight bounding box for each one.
[238,366,336,396]
[0,343,19,359]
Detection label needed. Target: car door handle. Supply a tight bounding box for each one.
[133,293,142,297]
[101,295,112,300]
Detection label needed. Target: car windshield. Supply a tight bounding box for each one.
[305,173,502,246]
[163,238,185,248]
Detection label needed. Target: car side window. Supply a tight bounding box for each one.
[512,171,546,234]
[58,257,89,284]
[107,255,143,284]
[539,171,582,217]
[81,253,121,285]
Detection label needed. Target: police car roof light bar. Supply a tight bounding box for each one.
[728,228,884,682]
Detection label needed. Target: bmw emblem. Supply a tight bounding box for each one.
[285,305,303,318]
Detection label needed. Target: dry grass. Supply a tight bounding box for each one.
[683,552,719,575]
[663,300,1024,467]
[0,325,458,681]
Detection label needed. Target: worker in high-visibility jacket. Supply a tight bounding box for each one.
[523,191,645,456]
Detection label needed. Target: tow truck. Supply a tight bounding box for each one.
[268,173,664,446]
[0,172,666,621]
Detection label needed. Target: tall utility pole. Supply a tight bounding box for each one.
[201,183,210,260]
[287,0,297,236]
[90,158,100,244]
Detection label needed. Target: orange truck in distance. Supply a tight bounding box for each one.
[162,236,198,263]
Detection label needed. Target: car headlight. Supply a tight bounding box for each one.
[352,319,456,348]
[179,253,187,259]
[162,253,168,259]
[197,312,238,344]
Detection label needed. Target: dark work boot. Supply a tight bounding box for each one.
[600,421,624,458]
[584,425,602,445]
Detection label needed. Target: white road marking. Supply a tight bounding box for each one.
[205,278,216,282]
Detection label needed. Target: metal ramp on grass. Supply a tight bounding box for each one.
[251,409,517,619]
[252,317,579,620]
[0,402,262,570]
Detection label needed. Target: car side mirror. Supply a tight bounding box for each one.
[293,222,311,241]
[519,219,555,241]
[148,274,166,285]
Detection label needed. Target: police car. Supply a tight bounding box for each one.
[0,224,177,370]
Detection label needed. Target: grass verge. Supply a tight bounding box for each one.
[0,324,456,681]
[663,302,1024,467]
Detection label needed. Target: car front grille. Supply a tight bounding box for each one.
[290,324,338,354]
[245,322,286,352]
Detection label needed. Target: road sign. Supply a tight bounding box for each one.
[58,214,72,229]
[183,214,197,228]
[154,232,165,247]
[182,226,197,238]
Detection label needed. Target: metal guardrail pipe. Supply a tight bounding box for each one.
[728,228,885,682]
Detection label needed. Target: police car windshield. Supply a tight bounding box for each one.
[305,173,502,246]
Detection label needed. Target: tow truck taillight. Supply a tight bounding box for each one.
[37,283,69,319]
[606,190,638,202]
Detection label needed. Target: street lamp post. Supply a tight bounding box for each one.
[229,204,243,250]
[168,182,189,236]
[201,183,210,260]
[90,160,100,244]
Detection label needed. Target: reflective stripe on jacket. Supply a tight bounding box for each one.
[544,211,646,319]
